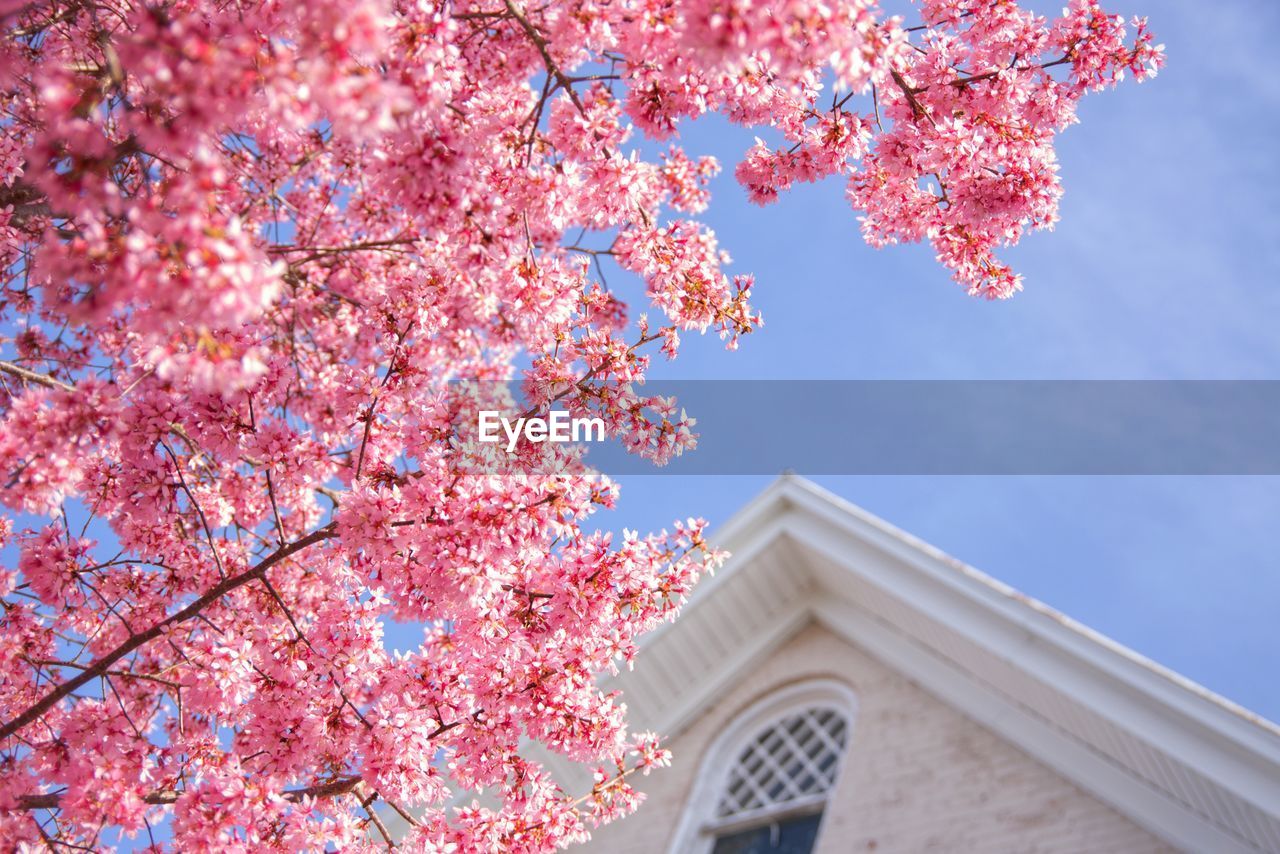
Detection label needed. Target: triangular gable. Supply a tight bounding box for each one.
[565,476,1280,853]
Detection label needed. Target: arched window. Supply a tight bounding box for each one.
[669,679,856,854]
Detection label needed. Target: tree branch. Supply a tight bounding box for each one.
[889,69,930,123]
[10,720,464,811]
[12,774,364,811]
[0,361,75,393]
[503,0,584,113]
[0,523,337,742]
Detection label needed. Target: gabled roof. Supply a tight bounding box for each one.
[563,476,1280,853]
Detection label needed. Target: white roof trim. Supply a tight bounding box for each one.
[574,475,1280,853]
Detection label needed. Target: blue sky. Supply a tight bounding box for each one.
[602,1,1280,720]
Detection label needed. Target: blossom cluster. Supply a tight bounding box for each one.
[0,0,1156,849]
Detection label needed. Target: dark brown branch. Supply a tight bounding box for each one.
[267,238,415,267]
[10,720,464,811]
[889,69,930,122]
[948,56,1070,88]
[13,774,363,811]
[21,658,179,689]
[359,787,396,849]
[502,0,584,113]
[0,361,75,393]
[0,524,337,742]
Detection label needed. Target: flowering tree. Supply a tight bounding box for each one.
[0,0,1159,849]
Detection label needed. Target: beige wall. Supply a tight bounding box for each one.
[580,622,1175,854]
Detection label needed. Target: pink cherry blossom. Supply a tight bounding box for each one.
[0,0,1158,849]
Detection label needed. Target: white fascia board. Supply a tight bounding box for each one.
[777,478,1279,745]
[813,599,1257,854]
[770,478,1280,828]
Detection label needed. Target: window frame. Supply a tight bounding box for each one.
[666,678,858,854]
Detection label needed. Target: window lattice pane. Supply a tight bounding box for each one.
[716,707,849,819]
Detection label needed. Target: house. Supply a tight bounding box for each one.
[558,476,1280,853]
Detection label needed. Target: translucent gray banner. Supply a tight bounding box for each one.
[445,381,1280,475]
